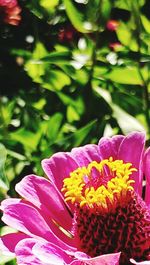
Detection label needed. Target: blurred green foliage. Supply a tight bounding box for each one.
[0,0,150,263]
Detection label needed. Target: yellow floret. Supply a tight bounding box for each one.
[61,157,137,208]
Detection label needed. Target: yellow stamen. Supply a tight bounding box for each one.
[61,157,137,208]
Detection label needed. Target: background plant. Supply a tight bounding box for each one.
[0,0,150,264]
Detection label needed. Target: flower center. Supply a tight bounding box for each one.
[62,158,150,264]
[62,157,136,211]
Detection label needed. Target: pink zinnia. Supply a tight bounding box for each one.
[0,132,150,265]
[0,0,21,25]
[106,20,119,31]
[109,42,122,51]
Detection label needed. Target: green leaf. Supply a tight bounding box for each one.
[94,87,112,105]
[114,0,130,10]
[64,0,92,33]
[105,67,143,85]
[112,105,145,134]
[68,120,97,146]
[0,101,15,126]
[25,43,71,90]
[10,128,42,151]
[67,105,80,123]
[25,62,44,83]
[0,144,9,191]
[26,1,47,19]
[11,49,32,59]
[7,150,26,161]
[40,0,59,11]
[94,87,145,134]
[41,51,72,64]
[31,42,48,59]
[47,113,63,142]
[86,0,111,28]
[57,120,97,148]
[141,15,150,34]
[57,92,84,115]
[25,42,48,83]
[32,99,46,110]
[114,0,145,10]
[43,70,71,91]
[74,68,89,85]
[116,22,138,51]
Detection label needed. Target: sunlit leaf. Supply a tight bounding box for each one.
[57,119,97,147]
[7,150,26,161]
[68,119,97,146]
[25,43,71,90]
[67,105,80,122]
[25,42,48,83]
[116,22,138,51]
[64,0,92,33]
[114,0,145,10]
[57,92,85,115]
[0,144,9,191]
[43,70,71,91]
[85,0,111,28]
[32,99,46,110]
[0,255,15,265]
[10,128,42,151]
[40,0,59,10]
[114,0,130,10]
[141,15,150,34]
[71,68,88,85]
[105,67,144,85]
[94,87,145,134]
[47,113,63,142]
[103,124,116,137]
[94,86,112,105]
[0,101,15,127]
[112,105,145,134]
[41,51,72,64]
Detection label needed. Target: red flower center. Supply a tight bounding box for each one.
[73,192,150,264]
[62,158,150,264]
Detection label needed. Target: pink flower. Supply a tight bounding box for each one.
[109,42,122,51]
[58,25,79,43]
[106,20,119,31]
[0,0,21,25]
[0,131,150,265]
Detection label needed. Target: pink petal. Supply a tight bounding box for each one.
[1,198,21,210]
[74,251,121,265]
[70,260,86,264]
[143,147,150,207]
[145,181,150,208]
[71,144,100,167]
[118,131,145,194]
[15,175,72,231]
[15,238,46,265]
[0,232,28,256]
[32,242,73,264]
[1,199,75,251]
[98,135,124,160]
[130,259,150,264]
[42,152,78,193]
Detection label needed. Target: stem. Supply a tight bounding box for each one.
[137,66,150,134]
[87,37,97,86]
[0,98,8,136]
[131,1,150,134]
[82,35,98,124]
